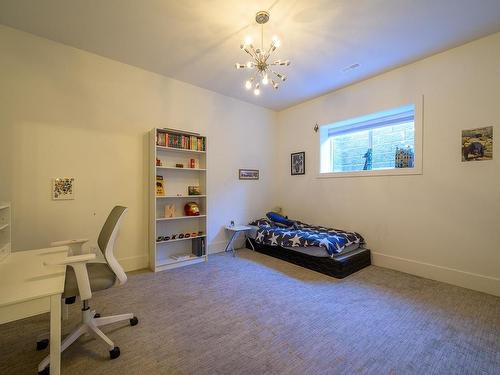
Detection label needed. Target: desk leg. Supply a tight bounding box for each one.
[246,234,255,251]
[224,231,239,257]
[50,294,62,375]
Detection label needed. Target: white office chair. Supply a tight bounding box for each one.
[37,206,138,375]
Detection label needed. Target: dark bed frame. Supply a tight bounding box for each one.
[246,238,371,279]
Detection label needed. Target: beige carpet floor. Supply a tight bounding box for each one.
[0,250,499,375]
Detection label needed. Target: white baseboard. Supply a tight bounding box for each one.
[207,240,228,254]
[119,240,231,272]
[371,252,500,297]
[119,254,149,272]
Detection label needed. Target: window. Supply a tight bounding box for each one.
[320,104,420,176]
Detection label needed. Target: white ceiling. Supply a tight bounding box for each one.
[1,0,500,110]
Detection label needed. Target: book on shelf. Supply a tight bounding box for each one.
[157,132,166,147]
[192,237,205,257]
[156,129,206,152]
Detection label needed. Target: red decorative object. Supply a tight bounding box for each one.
[190,158,195,168]
[184,202,200,216]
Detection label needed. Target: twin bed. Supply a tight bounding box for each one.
[246,214,371,278]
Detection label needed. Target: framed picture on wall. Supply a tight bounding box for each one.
[461,126,493,161]
[52,177,75,200]
[239,169,259,180]
[291,152,305,175]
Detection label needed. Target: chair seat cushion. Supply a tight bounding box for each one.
[63,262,116,298]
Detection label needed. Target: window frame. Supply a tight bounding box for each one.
[317,96,423,178]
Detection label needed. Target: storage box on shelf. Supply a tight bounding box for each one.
[0,202,11,261]
[149,128,208,272]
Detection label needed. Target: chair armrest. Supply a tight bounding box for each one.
[45,253,96,265]
[44,254,96,301]
[50,239,89,256]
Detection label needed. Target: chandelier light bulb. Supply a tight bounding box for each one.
[271,80,279,90]
[244,36,253,46]
[272,35,281,48]
[275,72,287,81]
[245,80,252,90]
[262,74,269,85]
[274,60,290,66]
[235,63,245,69]
[246,61,254,69]
[254,83,260,96]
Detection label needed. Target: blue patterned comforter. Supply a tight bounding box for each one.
[250,218,365,256]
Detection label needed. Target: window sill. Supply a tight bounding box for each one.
[317,167,422,179]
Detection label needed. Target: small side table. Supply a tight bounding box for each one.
[224,225,255,256]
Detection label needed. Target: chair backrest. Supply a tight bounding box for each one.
[97,206,128,286]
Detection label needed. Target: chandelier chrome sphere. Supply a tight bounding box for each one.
[235,10,290,96]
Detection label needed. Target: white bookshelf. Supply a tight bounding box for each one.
[149,128,208,272]
[0,202,11,261]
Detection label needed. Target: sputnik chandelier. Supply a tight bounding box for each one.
[235,10,290,96]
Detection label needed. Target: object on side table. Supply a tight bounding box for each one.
[188,186,201,195]
[164,204,175,218]
[184,202,200,216]
[156,175,165,196]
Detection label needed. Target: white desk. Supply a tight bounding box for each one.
[0,246,69,375]
[224,225,255,256]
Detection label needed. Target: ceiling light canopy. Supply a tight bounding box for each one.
[235,10,290,96]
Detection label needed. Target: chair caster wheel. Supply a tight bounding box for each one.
[109,346,120,360]
[38,366,49,375]
[130,317,138,326]
[94,313,101,318]
[36,339,49,351]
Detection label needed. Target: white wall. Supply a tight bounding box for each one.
[0,25,276,270]
[276,32,500,296]
[1,24,498,296]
